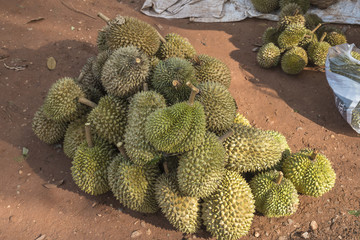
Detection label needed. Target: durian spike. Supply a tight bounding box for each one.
[163,161,169,175]
[218,129,234,142]
[97,12,111,23]
[116,142,129,159]
[276,171,284,184]
[186,81,200,105]
[311,23,322,34]
[143,82,149,91]
[310,149,319,160]
[78,97,97,108]
[172,80,181,89]
[85,123,93,148]
[320,32,327,42]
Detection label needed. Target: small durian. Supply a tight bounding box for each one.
[281,46,308,75]
[108,147,160,213]
[279,0,310,13]
[262,27,280,45]
[250,170,299,217]
[87,95,128,144]
[63,116,89,159]
[278,7,306,31]
[32,106,68,144]
[151,57,197,104]
[101,46,150,97]
[305,13,323,30]
[98,13,161,56]
[191,54,232,88]
[282,149,336,197]
[155,173,200,234]
[145,84,206,153]
[251,0,279,13]
[307,33,331,66]
[71,123,116,195]
[158,33,196,60]
[234,112,251,127]
[177,131,227,198]
[124,86,167,166]
[97,25,110,52]
[43,77,90,122]
[325,31,347,46]
[257,43,281,68]
[223,124,289,172]
[195,81,237,134]
[278,24,307,51]
[202,170,255,240]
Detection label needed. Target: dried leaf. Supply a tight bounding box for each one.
[42,179,64,189]
[349,210,360,217]
[47,57,56,70]
[34,234,46,240]
[22,147,29,157]
[26,17,44,24]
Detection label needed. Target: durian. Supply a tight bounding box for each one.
[202,170,255,240]
[92,50,113,82]
[281,46,308,75]
[278,24,307,51]
[279,3,303,17]
[352,101,360,129]
[96,25,110,52]
[262,27,279,45]
[63,116,89,159]
[282,149,336,197]
[250,170,299,217]
[158,33,196,60]
[257,43,281,68]
[307,33,331,66]
[278,8,305,31]
[325,31,347,46]
[101,46,150,97]
[234,112,251,127]
[305,13,323,30]
[251,0,279,13]
[351,51,360,61]
[279,0,310,13]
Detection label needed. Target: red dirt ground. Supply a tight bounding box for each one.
[0,0,359,239]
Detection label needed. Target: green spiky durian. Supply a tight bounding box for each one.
[262,27,279,45]
[223,125,289,172]
[63,116,89,159]
[282,149,336,197]
[351,51,360,61]
[87,95,128,144]
[325,32,347,46]
[32,106,68,144]
[124,90,167,166]
[108,154,160,213]
[316,26,342,40]
[155,173,200,233]
[278,8,305,31]
[106,15,161,56]
[92,50,113,82]
[351,101,360,129]
[278,24,307,51]
[158,33,196,60]
[177,131,226,198]
[43,77,89,122]
[257,43,281,68]
[279,3,303,17]
[250,170,299,217]
[145,99,206,153]
[307,35,331,66]
[279,0,310,13]
[97,25,110,52]
[101,46,150,97]
[251,0,279,13]
[195,81,236,134]
[71,135,116,195]
[281,46,308,75]
[305,13,323,30]
[298,29,318,50]
[202,170,255,240]
[234,112,251,127]
[192,54,232,88]
[151,57,197,104]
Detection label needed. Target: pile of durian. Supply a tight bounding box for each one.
[255,1,347,75]
[32,13,336,239]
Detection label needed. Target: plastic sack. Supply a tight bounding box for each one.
[325,43,360,134]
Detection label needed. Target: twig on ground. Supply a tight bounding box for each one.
[60,0,96,19]
[4,63,27,71]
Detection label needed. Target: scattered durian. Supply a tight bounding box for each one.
[262,27,279,45]
[158,33,196,60]
[305,13,323,30]
[279,0,310,13]
[278,24,307,51]
[195,81,237,134]
[108,145,160,213]
[151,57,197,104]
[281,46,308,75]
[42,77,91,122]
[63,116,89,159]
[124,85,167,165]
[145,83,206,153]
[71,123,116,195]
[191,54,232,88]
[282,149,336,197]
[87,95,128,144]
[234,112,251,127]
[98,13,162,56]
[257,43,281,68]
[251,0,279,13]
[101,46,150,97]
[177,131,227,198]
[250,170,299,217]
[308,33,331,66]
[32,106,68,144]
[325,31,347,46]
[223,124,289,172]
[155,173,200,234]
[202,170,255,240]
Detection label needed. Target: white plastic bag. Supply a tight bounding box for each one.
[325,43,360,134]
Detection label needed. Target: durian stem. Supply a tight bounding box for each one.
[186,81,199,105]
[143,82,149,91]
[116,142,129,159]
[135,58,141,64]
[192,55,201,65]
[310,149,318,160]
[218,129,234,142]
[97,12,111,23]
[163,161,169,175]
[85,123,93,148]
[77,71,85,82]
[320,32,327,42]
[311,23,322,34]
[276,171,284,184]
[157,31,166,44]
[293,9,299,16]
[78,97,97,108]
[172,80,181,89]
